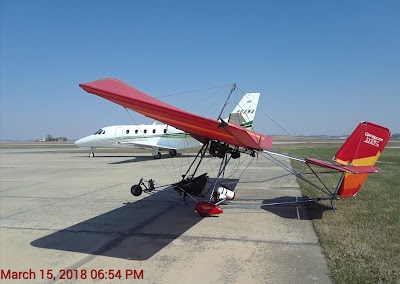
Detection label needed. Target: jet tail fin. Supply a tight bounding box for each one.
[228,93,260,130]
[334,121,391,198]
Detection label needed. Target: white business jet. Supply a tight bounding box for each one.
[75,92,260,158]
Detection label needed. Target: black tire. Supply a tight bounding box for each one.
[169,149,177,157]
[153,152,161,159]
[131,185,143,196]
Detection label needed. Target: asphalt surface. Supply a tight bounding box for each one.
[0,150,331,283]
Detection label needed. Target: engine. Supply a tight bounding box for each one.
[215,186,235,200]
[209,141,228,158]
[209,141,241,159]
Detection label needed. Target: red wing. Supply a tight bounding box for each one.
[79,78,273,150]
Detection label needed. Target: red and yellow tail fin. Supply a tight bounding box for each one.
[335,121,391,198]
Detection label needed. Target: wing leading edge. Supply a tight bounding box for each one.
[79,78,273,150]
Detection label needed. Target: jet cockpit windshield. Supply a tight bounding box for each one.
[93,129,105,135]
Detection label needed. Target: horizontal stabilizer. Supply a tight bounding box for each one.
[306,158,380,174]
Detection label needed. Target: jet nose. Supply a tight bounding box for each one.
[75,136,89,147]
[74,138,83,147]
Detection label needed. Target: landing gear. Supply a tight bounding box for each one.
[89,147,95,157]
[169,149,177,157]
[153,152,162,159]
[131,184,142,196]
[130,142,227,218]
[130,179,155,196]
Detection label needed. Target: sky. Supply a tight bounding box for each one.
[1,0,399,140]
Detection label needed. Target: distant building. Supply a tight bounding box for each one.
[35,135,68,142]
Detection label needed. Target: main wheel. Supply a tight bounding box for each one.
[169,149,177,157]
[153,152,161,159]
[89,152,94,158]
[131,185,143,196]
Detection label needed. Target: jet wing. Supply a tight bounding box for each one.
[79,78,273,150]
[117,140,178,151]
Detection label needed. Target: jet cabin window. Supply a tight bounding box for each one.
[135,130,138,134]
[153,129,156,134]
[126,130,130,134]
[144,129,147,134]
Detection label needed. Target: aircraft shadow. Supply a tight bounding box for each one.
[31,178,239,261]
[260,196,332,220]
[109,156,159,164]
[30,192,201,260]
[77,155,138,158]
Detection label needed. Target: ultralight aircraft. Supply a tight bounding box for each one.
[79,78,391,217]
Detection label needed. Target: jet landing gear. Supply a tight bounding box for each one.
[89,148,95,157]
[151,147,162,159]
[153,149,177,158]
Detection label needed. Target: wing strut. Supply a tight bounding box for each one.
[181,141,210,180]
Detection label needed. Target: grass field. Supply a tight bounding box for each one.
[271,142,400,284]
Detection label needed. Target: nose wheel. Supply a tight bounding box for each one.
[89,147,95,157]
[131,184,143,196]
[131,179,155,196]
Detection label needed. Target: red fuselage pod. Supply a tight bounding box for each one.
[195,202,223,217]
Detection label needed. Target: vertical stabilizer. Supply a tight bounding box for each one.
[335,121,391,198]
[228,93,260,129]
